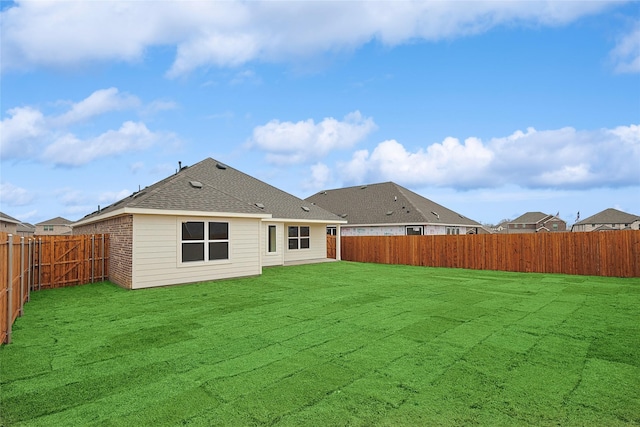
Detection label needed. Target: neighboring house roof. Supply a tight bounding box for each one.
[17,223,36,233]
[36,216,73,226]
[76,158,343,225]
[573,208,640,226]
[306,182,481,227]
[592,225,616,232]
[510,212,562,224]
[0,211,22,224]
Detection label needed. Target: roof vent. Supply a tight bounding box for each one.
[132,191,146,199]
[361,185,367,190]
[301,206,310,212]
[189,181,203,189]
[386,211,393,215]
[216,162,227,170]
[255,203,265,209]
[431,211,440,220]
[340,213,348,218]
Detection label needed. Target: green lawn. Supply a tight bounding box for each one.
[1,262,639,426]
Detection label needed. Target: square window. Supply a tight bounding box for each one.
[182,222,204,240]
[209,242,228,260]
[181,221,229,263]
[300,238,310,249]
[182,242,204,262]
[289,239,299,250]
[209,222,228,240]
[288,226,299,238]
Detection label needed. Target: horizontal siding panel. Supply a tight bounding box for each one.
[132,215,262,289]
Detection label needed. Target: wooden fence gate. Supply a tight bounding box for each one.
[1,233,109,344]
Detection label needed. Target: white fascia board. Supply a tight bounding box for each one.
[73,207,271,227]
[268,217,348,225]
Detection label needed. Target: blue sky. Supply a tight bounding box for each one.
[1,1,639,226]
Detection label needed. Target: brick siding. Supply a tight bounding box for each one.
[74,215,133,289]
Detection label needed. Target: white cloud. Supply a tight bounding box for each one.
[44,121,164,166]
[55,87,140,126]
[340,124,640,190]
[611,20,640,74]
[0,182,34,206]
[0,106,46,157]
[302,162,332,192]
[1,1,617,76]
[1,89,176,166]
[251,111,377,165]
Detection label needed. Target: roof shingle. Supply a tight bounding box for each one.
[306,182,481,227]
[78,158,342,223]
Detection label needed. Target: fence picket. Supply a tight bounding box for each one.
[337,231,639,278]
[1,233,109,344]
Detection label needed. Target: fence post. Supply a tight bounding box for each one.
[101,234,105,281]
[6,234,13,344]
[19,237,24,316]
[38,238,42,291]
[28,238,32,301]
[91,235,95,283]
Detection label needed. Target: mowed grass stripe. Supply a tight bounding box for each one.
[1,261,638,426]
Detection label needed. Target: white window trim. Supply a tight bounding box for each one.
[287,225,311,251]
[177,219,232,267]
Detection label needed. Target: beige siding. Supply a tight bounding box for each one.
[283,223,327,263]
[131,215,262,289]
[261,222,285,267]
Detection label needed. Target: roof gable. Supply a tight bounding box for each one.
[0,211,22,224]
[77,158,342,223]
[36,216,73,226]
[575,208,640,225]
[510,212,551,224]
[306,182,481,227]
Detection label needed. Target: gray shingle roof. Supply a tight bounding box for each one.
[510,212,553,224]
[78,158,342,223]
[36,216,73,226]
[305,182,481,227]
[0,212,21,224]
[574,208,640,225]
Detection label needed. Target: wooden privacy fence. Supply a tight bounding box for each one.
[0,233,109,344]
[338,230,640,278]
[327,235,337,259]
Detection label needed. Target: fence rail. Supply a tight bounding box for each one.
[338,231,640,278]
[1,233,109,344]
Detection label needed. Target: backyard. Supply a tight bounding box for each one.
[1,261,639,426]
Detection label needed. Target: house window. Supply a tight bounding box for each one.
[268,225,277,253]
[326,226,337,236]
[552,224,558,230]
[406,226,423,235]
[446,227,460,235]
[288,226,310,250]
[44,225,54,231]
[181,221,228,263]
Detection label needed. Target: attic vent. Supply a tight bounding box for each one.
[189,181,203,189]
[132,191,146,199]
[301,206,310,212]
[361,185,367,190]
[216,162,227,170]
[255,203,265,209]
[340,214,348,218]
[386,211,393,216]
[431,211,440,220]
